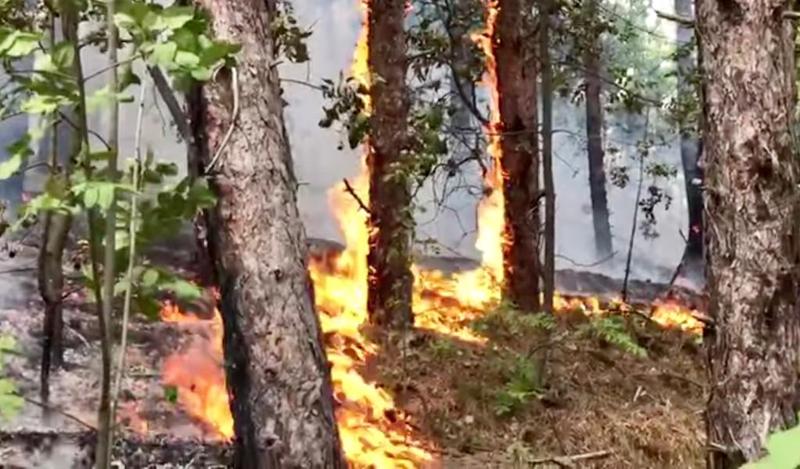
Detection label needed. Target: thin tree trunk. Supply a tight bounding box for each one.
[188,0,344,466]
[38,14,73,403]
[540,1,555,315]
[449,0,477,163]
[675,0,703,274]
[697,0,800,465]
[583,0,613,258]
[494,0,541,312]
[366,0,413,328]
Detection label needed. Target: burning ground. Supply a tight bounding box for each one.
[0,2,706,466]
[0,227,706,468]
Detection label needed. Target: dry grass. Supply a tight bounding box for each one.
[374,307,707,468]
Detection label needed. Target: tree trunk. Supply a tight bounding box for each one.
[188,0,344,466]
[366,0,413,328]
[540,1,555,315]
[675,0,703,274]
[449,0,477,163]
[494,0,540,312]
[697,0,800,465]
[583,0,613,258]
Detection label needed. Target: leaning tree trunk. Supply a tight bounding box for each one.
[188,0,344,466]
[698,0,800,465]
[494,0,541,312]
[583,0,613,258]
[675,0,703,274]
[366,0,413,328]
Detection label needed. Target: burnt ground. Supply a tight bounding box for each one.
[0,230,707,468]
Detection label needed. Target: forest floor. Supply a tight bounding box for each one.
[0,233,707,468]
[381,306,706,468]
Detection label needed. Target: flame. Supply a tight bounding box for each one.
[651,300,704,335]
[153,1,703,466]
[160,300,234,440]
[472,0,505,283]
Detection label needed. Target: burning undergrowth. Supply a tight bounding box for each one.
[152,1,707,466]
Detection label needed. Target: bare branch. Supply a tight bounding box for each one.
[342,178,370,214]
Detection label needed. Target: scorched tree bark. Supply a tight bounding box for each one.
[367,0,414,328]
[697,0,800,465]
[188,0,344,467]
[494,0,541,312]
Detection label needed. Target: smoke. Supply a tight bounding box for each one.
[283,0,688,283]
[0,0,689,284]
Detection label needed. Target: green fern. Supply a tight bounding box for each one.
[579,316,647,358]
[494,356,542,417]
[472,306,555,339]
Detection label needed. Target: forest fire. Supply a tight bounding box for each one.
[153,1,703,466]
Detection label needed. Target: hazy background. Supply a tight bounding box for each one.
[0,0,687,283]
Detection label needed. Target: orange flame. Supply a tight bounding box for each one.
[160,300,234,439]
[154,1,703,466]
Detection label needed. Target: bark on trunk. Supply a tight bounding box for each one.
[697,0,800,465]
[583,0,613,258]
[675,0,704,273]
[540,2,555,315]
[495,0,541,312]
[188,0,344,466]
[366,0,413,328]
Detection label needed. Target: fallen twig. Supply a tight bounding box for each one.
[530,449,612,467]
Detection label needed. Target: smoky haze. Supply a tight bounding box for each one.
[0,0,689,284]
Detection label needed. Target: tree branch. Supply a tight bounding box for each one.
[342,178,370,214]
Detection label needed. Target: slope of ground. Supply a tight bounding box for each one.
[0,234,706,467]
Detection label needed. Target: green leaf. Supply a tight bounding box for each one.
[150,42,177,67]
[163,385,178,403]
[0,136,32,180]
[83,185,98,209]
[0,29,41,57]
[0,153,23,181]
[21,94,70,115]
[96,183,115,211]
[162,276,202,301]
[155,6,196,31]
[189,66,213,81]
[174,50,200,67]
[52,41,75,69]
[141,268,159,288]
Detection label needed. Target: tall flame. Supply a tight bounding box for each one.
[473,0,505,283]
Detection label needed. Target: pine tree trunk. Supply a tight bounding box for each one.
[675,0,703,272]
[188,0,344,466]
[697,0,800,465]
[495,0,541,312]
[583,0,613,258]
[366,0,413,328]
